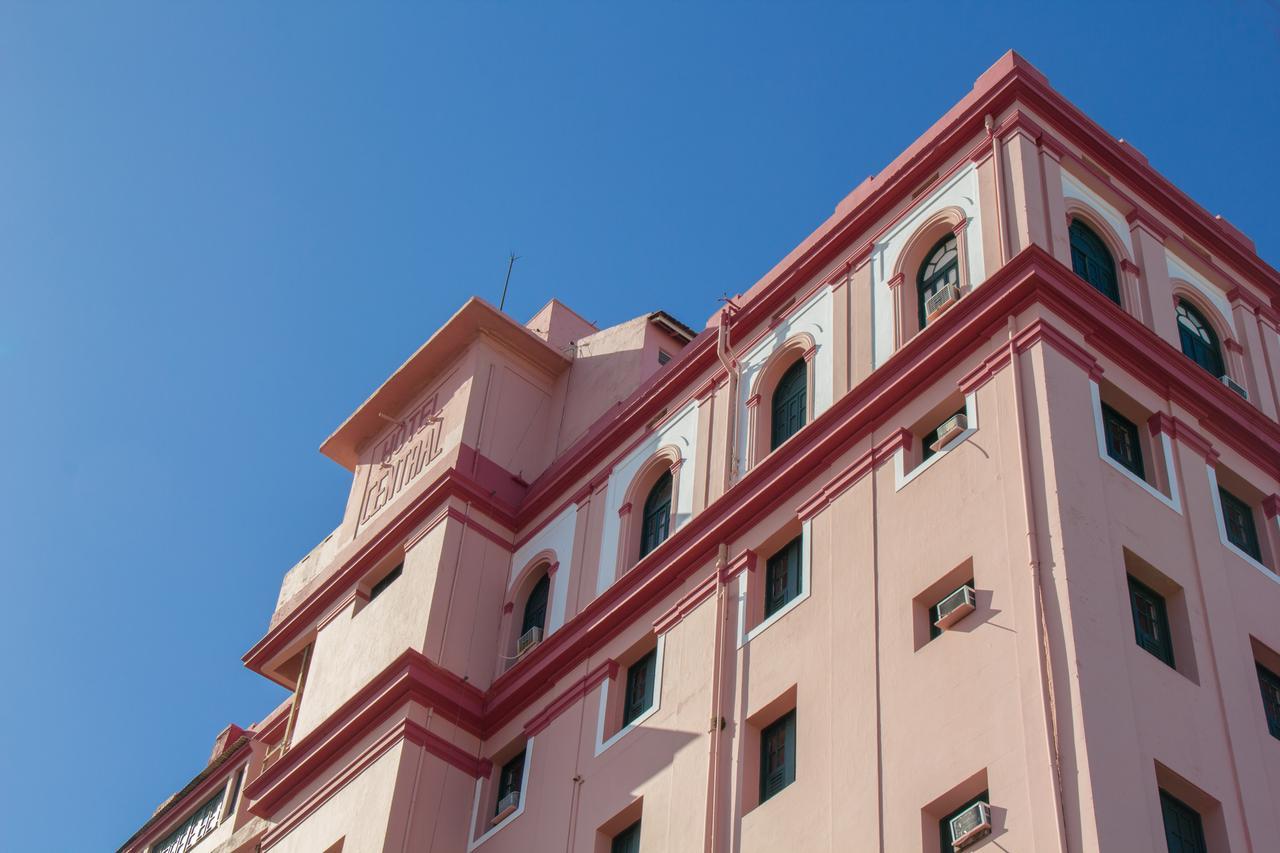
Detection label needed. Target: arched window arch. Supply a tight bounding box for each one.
[1175,299,1225,378]
[1069,219,1120,305]
[916,234,960,328]
[770,359,807,450]
[520,573,550,639]
[639,471,672,559]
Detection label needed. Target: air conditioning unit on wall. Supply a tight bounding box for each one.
[949,800,992,851]
[934,584,977,631]
[517,626,543,656]
[930,413,968,453]
[1220,374,1248,400]
[925,284,961,321]
[491,791,521,825]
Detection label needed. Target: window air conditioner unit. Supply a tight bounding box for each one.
[933,584,976,631]
[491,791,521,825]
[925,284,961,321]
[949,800,992,851]
[1220,374,1248,400]
[516,626,543,656]
[930,413,968,453]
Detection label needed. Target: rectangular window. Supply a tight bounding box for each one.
[1258,663,1280,740]
[153,789,226,853]
[495,749,526,816]
[1219,487,1262,562]
[1128,576,1174,667]
[611,820,641,853]
[622,648,658,726]
[939,790,990,853]
[759,710,797,803]
[764,536,803,619]
[1160,790,1207,853]
[369,562,403,601]
[1102,404,1145,479]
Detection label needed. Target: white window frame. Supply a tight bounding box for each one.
[1089,381,1182,513]
[594,635,666,756]
[466,738,534,851]
[1206,466,1279,585]
[895,391,979,490]
[737,519,813,648]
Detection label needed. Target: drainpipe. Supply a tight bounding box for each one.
[987,114,1009,265]
[716,309,740,489]
[704,544,731,853]
[1006,316,1069,853]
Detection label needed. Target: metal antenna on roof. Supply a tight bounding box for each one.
[499,252,519,312]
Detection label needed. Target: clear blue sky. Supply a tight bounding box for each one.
[1,3,1276,850]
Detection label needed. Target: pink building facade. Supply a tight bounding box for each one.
[121,52,1280,853]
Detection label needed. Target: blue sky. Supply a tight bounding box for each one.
[1,3,1277,850]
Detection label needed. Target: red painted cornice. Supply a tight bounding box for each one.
[244,649,486,817]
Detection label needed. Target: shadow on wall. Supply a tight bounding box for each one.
[573,725,701,841]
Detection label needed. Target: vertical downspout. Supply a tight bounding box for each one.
[703,544,731,853]
[1006,316,1070,853]
[988,114,1009,265]
[870,453,886,853]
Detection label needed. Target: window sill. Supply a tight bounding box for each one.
[741,589,809,647]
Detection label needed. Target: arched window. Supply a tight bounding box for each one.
[1069,219,1120,305]
[917,235,960,328]
[1175,299,1225,377]
[770,359,807,450]
[639,471,672,559]
[520,574,549,638]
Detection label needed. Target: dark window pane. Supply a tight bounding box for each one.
[1257,663,1280,740]
[623,648,658,725]
[495,750,526,815]
[1069,219,1120,305]
[770,359,808,450]
[369,562,403,602]
[764,536,803,619]
[939,790,990,853]
[759,710,796,803]
[639,471,673,559]
[1219,486,1262,562]
[521,574,550,637]
[1159,790,1207,853]
[611,821,642,853]
[1175,300,1224,377]
[1128,576,1174,667]
[917,235,960,328]
[1102,404,1145,480]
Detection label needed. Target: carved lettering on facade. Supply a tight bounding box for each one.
[358,394,443,529]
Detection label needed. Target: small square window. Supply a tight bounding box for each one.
[1257,662,1280,741]
[1102,404,1145,479]
[657,350,672,366]
[759,710,796,803]
[369,562,403,602]
[611,820,641,853]
[1128,576,1174,667]
[1219,486,1262,562]
[622,648,657,726]
[764,537,802,619]
[1159,789,1207,853]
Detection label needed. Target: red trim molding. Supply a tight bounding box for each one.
[522,660,617,737]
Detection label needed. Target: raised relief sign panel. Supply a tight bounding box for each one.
[357,392,444,530]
